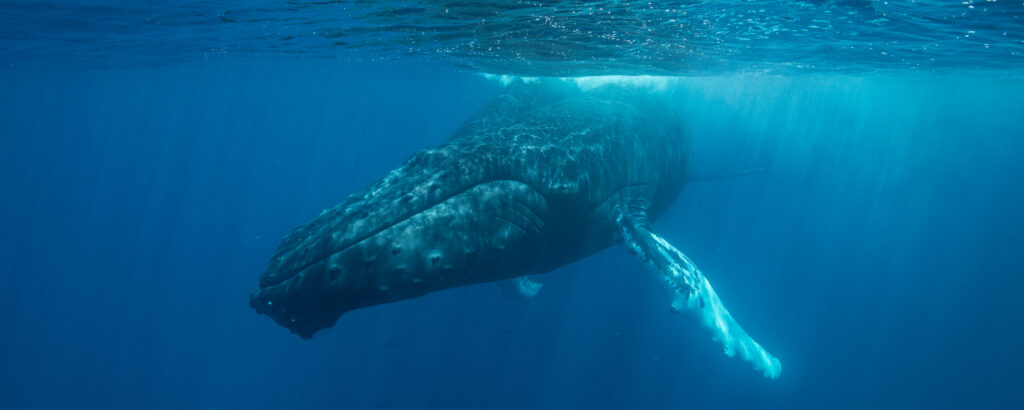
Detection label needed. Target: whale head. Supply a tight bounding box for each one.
[249,151,565,338]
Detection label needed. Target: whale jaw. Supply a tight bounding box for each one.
[250,179,554,338]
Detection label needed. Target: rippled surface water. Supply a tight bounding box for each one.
[2,1,1022,74]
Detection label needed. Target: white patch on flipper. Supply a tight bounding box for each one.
[658,231,781,379]
[497,275,543,300]
[515,275,543,298]
[619,214,782,380]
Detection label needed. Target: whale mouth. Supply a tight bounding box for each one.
[257,207,426,288]
[250,179,551,337]
[254,172,552,290]
[256,165,473,290]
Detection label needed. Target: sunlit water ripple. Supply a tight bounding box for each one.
[1,1,1021,74]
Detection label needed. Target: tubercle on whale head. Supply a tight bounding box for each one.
[249,266,349,339]
[250,179,553,338]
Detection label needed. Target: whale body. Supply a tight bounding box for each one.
[249,81,781,379]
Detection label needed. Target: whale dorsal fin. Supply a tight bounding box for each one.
[613,202,782,379]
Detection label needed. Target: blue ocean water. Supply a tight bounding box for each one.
[2,2,1023,410]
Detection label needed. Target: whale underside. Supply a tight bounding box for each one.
[249,80,781,379]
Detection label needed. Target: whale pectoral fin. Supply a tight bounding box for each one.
[614,206,782,379]
[497,275,543,300]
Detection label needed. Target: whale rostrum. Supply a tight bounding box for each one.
[249,80,782,379]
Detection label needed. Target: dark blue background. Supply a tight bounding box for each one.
[1,63,1022,409]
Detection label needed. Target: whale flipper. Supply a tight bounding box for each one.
[614,204,782,379]
[497,275,544,300]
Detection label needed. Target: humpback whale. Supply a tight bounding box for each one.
[250,80,782,379]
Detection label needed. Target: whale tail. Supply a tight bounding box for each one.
[613,203,782,379]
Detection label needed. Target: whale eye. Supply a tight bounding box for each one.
[391,245,402,255]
